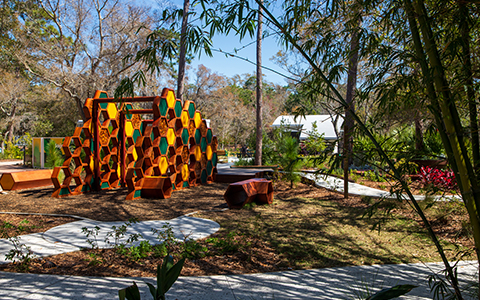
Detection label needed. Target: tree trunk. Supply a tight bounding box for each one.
[343,7,360,199]
[177,0,190,101]
[409,0,480,296]
[414,116,424,153]
[459,2,479,171]
[254,1,263,166]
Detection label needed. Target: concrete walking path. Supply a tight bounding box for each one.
[302,172,462,201]
[0,261,477,299]
[0,216,220,263]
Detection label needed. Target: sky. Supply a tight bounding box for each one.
[151,0,290,86]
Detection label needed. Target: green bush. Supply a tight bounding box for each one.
[0,141,23,160]
[277,134,303,188]
[45,139,64,168]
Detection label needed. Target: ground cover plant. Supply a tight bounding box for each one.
[0,182,474,278]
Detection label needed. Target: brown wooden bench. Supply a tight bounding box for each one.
[223,178,273,209]
[0,169,53,191]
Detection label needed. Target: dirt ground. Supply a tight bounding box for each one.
[0,178,472,278]
[0,182,315,277]
[0,183,231,221]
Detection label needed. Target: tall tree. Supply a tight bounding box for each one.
[177,0,190,100]
[343,1,360,198]
[255,0,263,165]
[13,0,157,120]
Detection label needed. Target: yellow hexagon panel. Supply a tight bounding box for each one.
[193,112,202,128]
[107,103,118,119]
[181,164,189,181]
[125,121,134,137]
[167,90,176,108]
[133,147,138,161]
[195,145,202,161]
[206,145,212,160]
[181,111,189,128]
[160,156,168,174]
[167,128,175,145]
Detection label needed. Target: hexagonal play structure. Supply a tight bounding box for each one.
[51,88,218,200]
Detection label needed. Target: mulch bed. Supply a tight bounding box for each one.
[0,183,231,221]
[0,180,472,278]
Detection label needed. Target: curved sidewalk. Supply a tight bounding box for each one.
[302,172,462,201]
[0,216,220,263]
[1,260,477,299]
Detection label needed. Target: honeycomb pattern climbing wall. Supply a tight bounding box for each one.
[51,88,217,201]
[126,88,218,200]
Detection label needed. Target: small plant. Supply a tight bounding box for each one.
[181,239,208,259]
[152,243,168,258]
[364,170,387,183]
[206,231,241,253]
[277,134,303,188]
[45,139,64,168]
[105,218,143,252]
[82,225,101,249]
[85,252,104,266]
[118,255,185,300]
[127,240,153,261]
[152,223,179,253]
[1,221,35,271]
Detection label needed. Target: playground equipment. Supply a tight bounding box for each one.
[51,88,218,200]
[0,169,53,191]
[223,178,273,209]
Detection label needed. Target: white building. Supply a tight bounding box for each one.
[270,115,344,152]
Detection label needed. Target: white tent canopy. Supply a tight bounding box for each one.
[270,115,344,141]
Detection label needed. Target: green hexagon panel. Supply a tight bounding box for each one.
[195,129,201,145]
[160,137,168,155]
[174,100,182,118]
[201,169,207,184]
[125,104,133,120]
[206,129,213,144]
[207,160,213,176]
[200,137,207,152]
[159,98,168,117]
[188,103,195,118]
[181,128,189,145]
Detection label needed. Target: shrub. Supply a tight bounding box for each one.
[419,166,456,190]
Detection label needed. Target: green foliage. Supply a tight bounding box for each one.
[127,241,153,261]
[118,255,185,300]
[363,170,387,183]
[366,284,417,300]
[303,121,326,155]
[0,141,22,159]
[206,232,242,253]
[234,157,255,166]
[152,223,179,253]
[1,221,35,271]
[81,226,101,249]
[181,239,208,259]
[86,252,104,266]
[277,134,303,188]
[45,139,63,168]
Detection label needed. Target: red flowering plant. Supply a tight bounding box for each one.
[418,166,457,190]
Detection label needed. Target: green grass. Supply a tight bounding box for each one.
[201,187,474,270]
